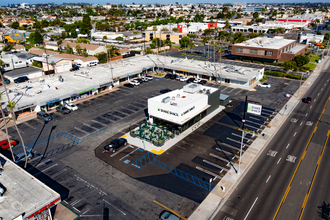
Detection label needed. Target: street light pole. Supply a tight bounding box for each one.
[239,95,248,174]
[298,72,305,98]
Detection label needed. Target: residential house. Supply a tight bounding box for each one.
[59,41,106,56]
[4,33,26,43]
[44,40,59,50]
[32,56,73,74]
[16,53,40,65]
[75,56,99,67]
[29,48,60,56]
[0,55,27,71]
[13,44,26,52]
[118,48,130,56]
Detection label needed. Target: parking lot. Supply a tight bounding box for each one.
[2,75,302,219]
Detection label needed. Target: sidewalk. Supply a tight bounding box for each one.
[188,56,330,220]
[53,203,78,220]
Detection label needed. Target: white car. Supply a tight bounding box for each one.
[130,80,140,86]
[258,82,271,88]
[75,63,82,68]
[193,78,201,83]
[66,103,78,111]
[145,75,153,80]
[87,61,98,67]
[180,76,188,82]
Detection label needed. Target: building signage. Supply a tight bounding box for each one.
[70,93,78,97]
[180,69,187,72]
[46,98,60,105]
[158,108,179,116]
[17,103,34,110]
[77,90,86,95]
[247,103,262,115]
[203,72,209,75]
[315,43,322,46]
[28,197,61,219]
[181,106,195,116]
[86,87,94,92]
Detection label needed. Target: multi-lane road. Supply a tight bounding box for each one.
[214,60,330,220]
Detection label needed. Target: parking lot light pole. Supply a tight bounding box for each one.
[297,72,306,98]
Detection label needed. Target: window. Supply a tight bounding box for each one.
[250,49,258,55]
[278,51,281,55]
[265,51,273,56]
[236,48,243,53]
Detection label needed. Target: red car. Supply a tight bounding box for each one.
[0,140,18,150]
[303,97,312,103]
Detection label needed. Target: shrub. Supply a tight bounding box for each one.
[94,92,98,95]
[243,59,251,62]
[260,75,268,82]
[253,61,261,64]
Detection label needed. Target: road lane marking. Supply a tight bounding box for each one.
[153,200,187,220]
[277,158,281,164]
[266,175,271,183]
[273,97,330,220]
[300,122,303,126]
[321,88,323,91]
[244,197,258,220]
[294,132,297,136]
[299,130,330,220]
[267,150,278,157]
[305,113,308,117]
[310,106,312,109]
[318,93,320,96]
[286,155,297,163]
[286,144,290,149]
[314,99,316,102]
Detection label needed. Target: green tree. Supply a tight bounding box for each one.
[324,33,330,41]
[172,27,179,33]
[3,44,13,51]
[224,20,231,29]
[232,32,247,43]
[75,45,82,55]
[294,55,310,67]
[283,60,297,71]
[247,32,259,38]
[94,52,107,63]
[179,36,191,48]
[253,12,259,19]
[11,21,19,29]
[71,30,78,38]
[80,14,92,35]
[28,30,43,45]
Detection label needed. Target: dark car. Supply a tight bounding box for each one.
[136,78,143,84]
[302,97,312,103]
[14,76,29,83]
[56,106,71,114]
[170,74,178,79]
[160,88,172,94]
[37,111,52,122]
[104,138,127,153]
[165,73,172,79]
[70,65,79,71]
[124,83,134,88]
[199,80,207,85]
[186,78,195,83]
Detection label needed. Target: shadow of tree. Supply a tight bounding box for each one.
[317,201,330,219]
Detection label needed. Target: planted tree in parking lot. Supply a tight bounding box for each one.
[294,55,310,67]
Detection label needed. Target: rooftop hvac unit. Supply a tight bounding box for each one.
[162,96,170,103]
[172,96,175,100]
[177,94,180,98]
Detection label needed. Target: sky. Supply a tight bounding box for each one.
[3,0,328,5]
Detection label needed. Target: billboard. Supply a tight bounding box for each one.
[315,43,322,46]
[247,103,262,115]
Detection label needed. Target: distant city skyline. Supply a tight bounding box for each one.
[2,0,328,5]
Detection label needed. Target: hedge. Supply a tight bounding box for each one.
[264,70,307,80]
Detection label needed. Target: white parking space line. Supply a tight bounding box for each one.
[249,116,261,121]
[228,88,236,93]
[321,88,323,91]
[83,123,98,131]
[310,106,312,109]
[222,87,229,92]
[92,120,108,127]
[235,89,243,95]
[120,148,140,161]
[318,93,320,96]
[244,197,258,220]
[210,153,231,163]
[74,127,89,135]
[277,158,281,164]
[103,199,126,215]
[51,168,67,178]
[300,122,303,126]
[110,145,134,157]
[196,166,222,179]
[203,159,229,172]
[245,120,264,127]
[71,199,82,206]
[286,144,290,149]
[231,133,251,141]
[266,175,271,183]
[294,132,297,136]
[23,122,36,129]
[227,137,249,147]
[305,113,308,117]
[314,99,316,102]
[72,207,81,213]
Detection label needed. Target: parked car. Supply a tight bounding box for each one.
[165,73,172,79]
[136,78,144,84]
[145,75,153,80]
[124,83,134,88]
[14,76,29,83]
[176,75,182,80]
[302,97,312,103]
[87,61,98,67]
[14,149,34,164]
[70,65,79,71]
[258,82,271,88]
[0,139,18,150]
[159,210,181,220]
[141,77,149,82]
[180,76,188,82]
[170,74,178,79]
[199,80,207,85]
[160,88,172,94]
[65,103,78,111]
[37,111,52,122]
[56,106,71,114]
[0,182,6,197]
[104,138,127,153]
[130,80,140,86]
[193,78,201,83]
[3,79,10,84]
[75,63,82,68]
[186,78,195,83]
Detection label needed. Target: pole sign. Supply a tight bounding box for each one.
[247,103,262,115]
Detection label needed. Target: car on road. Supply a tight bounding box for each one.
[193,78,202,83]
[14,76,29,83]
[160,88,172,94]
[70,65,79,72]
[180,76,188,82]
[65,103,78,111]
[0,139,18,150]
[104,138,127,153]
[170,74,178,79]
[37,111,52,122]
[258,82,271,88]
[302,97,312,103]
[145,75,153,80]
[165,73,172,79]
[186,78,195,83]
[14,149,34,164]
[159,210,181,220]
[130,80,140,86]
[123,83,134,88]
[56,106,71,114]
[198,80,207,85]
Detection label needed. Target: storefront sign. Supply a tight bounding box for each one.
[316,43,322,46]
[100,82,112,87]
[86,87,94,92]
[180,69,187,72]
[46,98,60,105]
[77,90,86,95]
[158,108,179,116]
[28,197,61,219]
[70,93,78,97]
[181,106,195,116]
[247,103,262,115]
[17,103,34,110]
[203,72,209,75]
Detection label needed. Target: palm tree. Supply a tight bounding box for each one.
[152,26,159,73]
[225,32,233,50]
[0,60,27,168]
[202,37,208,56]
[75,45,82,55]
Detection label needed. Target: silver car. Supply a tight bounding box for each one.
[14,150,34,164]
[37,111,52,122]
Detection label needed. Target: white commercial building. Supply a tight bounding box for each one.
[299,33,325,45]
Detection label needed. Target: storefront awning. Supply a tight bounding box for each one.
[150,105,211,125]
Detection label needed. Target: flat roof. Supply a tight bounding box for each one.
[286,45,306,54]
[4,66,42,77]
[0,154,60,219]
[234,36,296,49]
